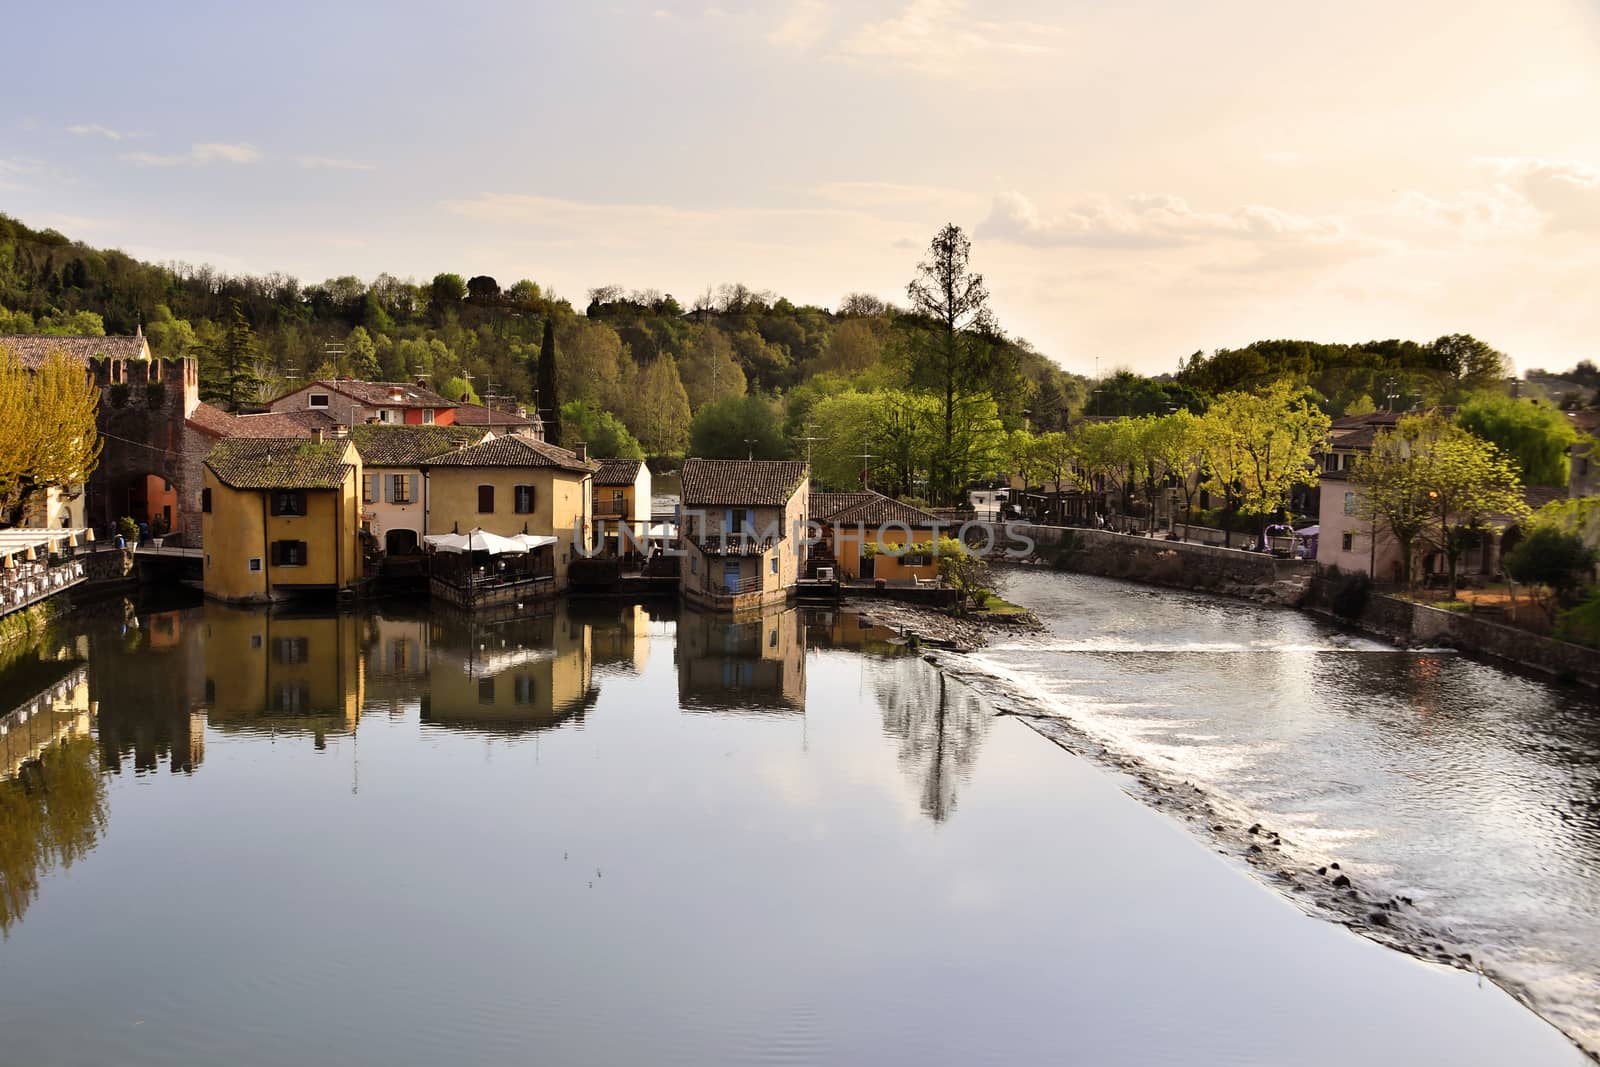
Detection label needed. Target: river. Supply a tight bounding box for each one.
[973,567,1600,1057]
[0,592,1588,1065]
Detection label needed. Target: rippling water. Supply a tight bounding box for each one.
[976,568,1600,1054]
[0,596,1586,1065]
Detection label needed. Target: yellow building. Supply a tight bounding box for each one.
[680,459,809,611]
[200,436,363,603]
[421,607,596,734]
[592,458,651,557]
[810,491,946,583]
[201,606,364,749]
[347,424,488,556]
[422,436,597,591]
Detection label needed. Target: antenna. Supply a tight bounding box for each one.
[796,433,825,465]
[744,438,758,461]
[854,444,877,486]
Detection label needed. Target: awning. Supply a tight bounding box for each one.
[0,527,93,561]
[646,523,677,539]
[1295,525,1320,538]
[423,529,528,555]
[512,534,558,552]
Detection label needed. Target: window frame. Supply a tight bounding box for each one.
[270,490,307,517]
[271,539,309,567]
[201,487,212,513]
[308,393,331,409]
[391,474,412,504]
[477,484,495,513]
[514,484,535,514]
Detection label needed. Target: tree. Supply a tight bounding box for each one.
[199,299,263,412]
[536,318,562,448]
[1204,382,1330,527]
[624,357,691,456]
[903,223,1001,503]
[1455,393,1577,486]
[428,273,466,320]
[1422,420,1528,597]
[560,400,644,458]
[344,326,380,379]
[1428,334,1507,400]
[437,376,479,403]
[0,345,103,525]
[678,328,747,409]
[1150,410,1207,538]
[465,275,501,305]
[1505,526,1596,610]
[688,394,787,459]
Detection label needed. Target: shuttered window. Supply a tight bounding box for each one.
[477,485,495,513]
[514,485,535,514]
[270,540,308,566]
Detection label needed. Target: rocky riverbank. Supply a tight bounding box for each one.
[843,595,1043,652]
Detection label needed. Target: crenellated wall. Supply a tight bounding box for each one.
[87,356,206,544]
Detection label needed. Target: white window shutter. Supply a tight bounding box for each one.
[409,474,419,503]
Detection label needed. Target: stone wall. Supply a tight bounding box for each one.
[1305,576,1600,688]
[1018,524,1315,605]
[88,357,204,544]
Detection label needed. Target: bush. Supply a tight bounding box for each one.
[1555,590,1600,648]
[1505,526,1596,606]
[1329,568,1371,620]
[116,516,138,542]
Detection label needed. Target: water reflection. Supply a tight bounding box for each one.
[421,607,598,736]
[203,608,364,749]
[676,608,806,713]
[0,643,103,935]
[87,604,205,774]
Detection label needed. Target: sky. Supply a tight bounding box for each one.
[3,0,1599,376]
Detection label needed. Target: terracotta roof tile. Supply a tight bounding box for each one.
[681,459,808,507]
[453,401,537,428]
[425,434,598,473]
[816,491,943,528]
[348,424,488,467]
[0,334,150,367]
[594,458,644,486]
[275,379,457,410]
[204,438,353,490]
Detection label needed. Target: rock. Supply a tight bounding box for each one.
[1329,862,1341,871]
[1368,912,1390,927]
[1331,874,1351,888]
[1315,866,1327,876]
[1248,844,1263,854]
[1247,823,1261,835]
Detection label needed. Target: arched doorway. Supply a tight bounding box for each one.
[113,473,180,540]
[385,529,420,556]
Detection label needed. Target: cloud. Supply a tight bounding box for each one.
[66,123,130,141]
[1476,157,1600,233]
[767,0,832,49]
[122,142,262,167]
[833,0,1063,74]
[978,190,1348,250]
[296,155,376,171]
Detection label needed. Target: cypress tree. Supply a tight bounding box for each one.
[537,317,562,446]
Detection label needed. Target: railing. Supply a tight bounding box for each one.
[0,559,87,617]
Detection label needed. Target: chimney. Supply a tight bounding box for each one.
[574,442,588,463]
[331,423,349,439]
[388,386,404,400]
[312,427,325,444]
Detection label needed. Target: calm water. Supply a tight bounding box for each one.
[978,568,1600,1055]
[0,594,1586,1065]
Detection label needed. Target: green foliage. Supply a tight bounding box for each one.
[437,376,479,403]
[624,357,691,456]
[0,345,103,524]
[537,318,561,447]
[198,299,262,413]
[561,401,643,458]
[116,516,138,542]
[1505,526,1596,605]
[1455,393,1577,486]
[688,394,787,459]
[1554,589,1600,648]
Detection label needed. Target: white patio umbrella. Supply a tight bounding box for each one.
[512,533,559,552]
[424,528,528,555]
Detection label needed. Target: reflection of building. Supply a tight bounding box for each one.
[574,602,655,674]
[422,607,596,735]
[88,605,207,775]
[361,611,432,717]
[676,608,805,712]
[0,657,94,782]
[803,608,910,655]
[203,606,365,748]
